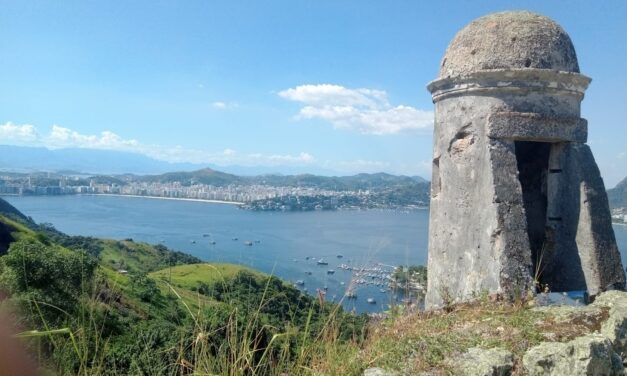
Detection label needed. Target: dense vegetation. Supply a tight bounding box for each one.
[0,198,368,375]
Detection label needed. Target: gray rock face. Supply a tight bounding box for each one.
[523,334,624,375]
[594,291,627,364]
[456,347,514,376]
[439,11,579,79]
[425,11,625,309]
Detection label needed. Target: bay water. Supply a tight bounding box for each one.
[4,194,627,313]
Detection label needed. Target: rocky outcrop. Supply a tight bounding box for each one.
[522,291,627,375]
[523,334,623,375]
[594,291,627,364]
[455,347,514,376]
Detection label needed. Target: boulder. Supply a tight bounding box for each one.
[523,334,624,375]
[455,347,514,376]
[593,291,627,364]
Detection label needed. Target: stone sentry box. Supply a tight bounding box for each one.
[425,11,625,309]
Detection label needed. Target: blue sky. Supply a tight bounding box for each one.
[0,1,626,185]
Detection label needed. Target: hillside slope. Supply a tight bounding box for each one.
[0,198,366,375]
[608,176,627,208]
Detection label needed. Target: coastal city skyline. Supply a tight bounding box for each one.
[1,1,626,186]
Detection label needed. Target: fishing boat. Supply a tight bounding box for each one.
[317,259,328,265]
[202,234,210,238]
[209,241,216,245]
[190,240,196,244]
[244,241,253,246]
[232,237,238,241]
[327,269,335,274]
[337,254,343,258]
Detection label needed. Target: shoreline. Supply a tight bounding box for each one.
[83,193,244,205]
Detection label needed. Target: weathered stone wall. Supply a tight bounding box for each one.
[426,12,624,309]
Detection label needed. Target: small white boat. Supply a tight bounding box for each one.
[244,241,253,246]
[295,280,305,285]
[317,259,328,265]
[190,240,196,244]
[367,298,376,304]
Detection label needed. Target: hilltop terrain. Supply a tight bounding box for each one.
[0,197,367,375]
[2,197,627,375]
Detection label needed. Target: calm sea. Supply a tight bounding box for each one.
[4,195,627,313]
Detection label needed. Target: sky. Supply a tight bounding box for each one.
[0,1,626,185]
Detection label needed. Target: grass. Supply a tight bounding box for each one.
[100,240,167,274]
[149,263,264,289]
[2,213,613,375]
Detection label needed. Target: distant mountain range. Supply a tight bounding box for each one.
[608,176,627,209]
[0,145,203,175]
[0,144,429,183]
[134,168,428,190]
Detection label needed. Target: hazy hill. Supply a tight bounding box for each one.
[0,145,203,175]
[137,167,244,186]
[608,176,627,208]
[135,169,430,192]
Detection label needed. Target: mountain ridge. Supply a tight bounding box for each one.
[608,176,627,208]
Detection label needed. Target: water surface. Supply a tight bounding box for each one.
[4,195,627,313]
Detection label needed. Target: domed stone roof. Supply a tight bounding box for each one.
[439,11,580,79]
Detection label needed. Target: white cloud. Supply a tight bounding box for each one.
[0,121,430,176]
[279,84,433,135]
[211,101,238,110]
[0,121,314,168]
[0,122,39,142]
[47,125,140,151]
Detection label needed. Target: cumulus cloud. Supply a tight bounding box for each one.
[279,84,433,135]
[47,125,140,150]
[0,122,315,168]
[0,122,39,142]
